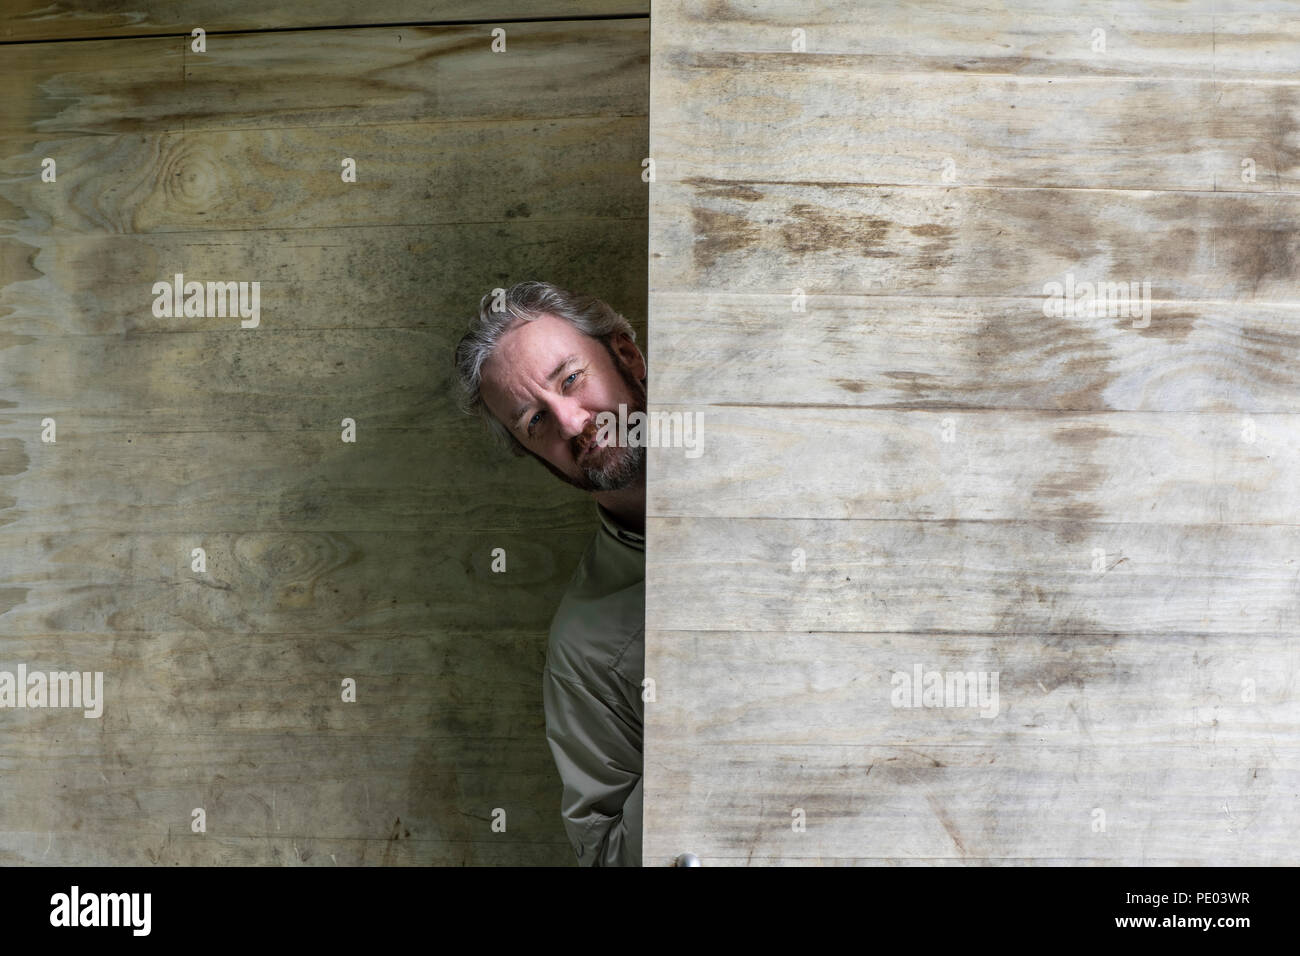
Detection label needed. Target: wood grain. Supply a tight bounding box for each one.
[0,527,595,635]
[0,0,648,42]
[1,20,648,137]
[645,516,1300,636]
[0,14,649,865]
[650,179,1300,301]
[643,744,1298,865]
[0,416,613,530]
[0,220,648,335]
[646,407,1300,523]
[647,294,1300,412]
[644,629,1298,748]
[646,602,1296,866]
[651,0,1300,79]
[652,69,1300,193]
[2,117,648,235]
[647,0,1300,867]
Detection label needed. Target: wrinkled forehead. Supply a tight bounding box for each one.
[479,313,597,418]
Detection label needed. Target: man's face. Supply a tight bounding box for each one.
[480,312,647,492]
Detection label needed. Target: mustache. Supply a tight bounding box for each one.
[571,403,641,456]
[573,420,600,455]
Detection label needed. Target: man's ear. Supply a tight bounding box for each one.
[609,333,646,382]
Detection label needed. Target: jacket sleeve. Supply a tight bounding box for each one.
[542,664,644,866]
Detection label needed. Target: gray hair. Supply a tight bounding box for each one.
[453,281,637,457]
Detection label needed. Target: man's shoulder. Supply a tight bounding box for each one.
[546,525,645,691]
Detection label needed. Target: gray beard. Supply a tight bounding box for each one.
[579,440,645,491]
[524,361,647,494]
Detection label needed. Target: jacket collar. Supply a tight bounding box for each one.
[596,502,645,552]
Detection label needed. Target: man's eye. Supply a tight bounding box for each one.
[526,371,581,436]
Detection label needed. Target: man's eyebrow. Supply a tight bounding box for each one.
[510,354,580,429]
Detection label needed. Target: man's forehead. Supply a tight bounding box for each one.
[484,313,589,382]
[480,314,598,423]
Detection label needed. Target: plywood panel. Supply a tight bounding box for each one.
[0,20,649,137]
[0,220,647,335]
[0,416,609,530]
[651,0,1300,78]
[646,516,1299,636]
[648,294,1300,412]
[643,745,1298,865]
[646,630,1297,748]
[0,0,647,42]
[0,528,594,635]
[1,833,573,866]
[1,13,649,866]
[645,620,1296,863]
[647,407,1300,523]
[652,69,1300,192]
[650,180,1300,302]
[2,117,648,234]
[646,0,1300,866]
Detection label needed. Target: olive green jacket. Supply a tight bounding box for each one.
[543,503,645,866]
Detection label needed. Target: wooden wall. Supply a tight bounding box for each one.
[0,3,647,865]
[645,0,1300,865]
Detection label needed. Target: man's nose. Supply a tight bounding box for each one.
[553,397,592,440]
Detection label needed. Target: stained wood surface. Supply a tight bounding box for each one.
[0,15,648,864]
[1,1,648,42]
[645,0,1299,865]
[648,295,1300,411]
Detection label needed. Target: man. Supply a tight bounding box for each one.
[453,280,647,866]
